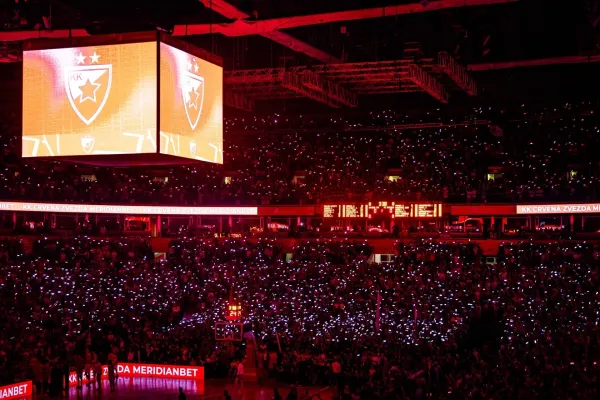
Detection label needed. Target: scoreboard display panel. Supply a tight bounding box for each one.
[23,42,157,157]
[21,32,223,166]
[159,43,223,164]
[323,202,442,218]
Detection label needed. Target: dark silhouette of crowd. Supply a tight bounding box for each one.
[1,101,599,206]
[0,236,599,399]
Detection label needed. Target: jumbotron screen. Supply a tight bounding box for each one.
[22,42,157,157]
[159,43,223,164]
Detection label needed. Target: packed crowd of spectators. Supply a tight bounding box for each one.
[1,101,599,206]
[0,236,599,399]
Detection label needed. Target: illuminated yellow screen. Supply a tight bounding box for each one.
[323,203,443,218]
[22,42,157,157]
[159,43,223,163]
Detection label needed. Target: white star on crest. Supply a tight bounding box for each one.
[194,64,199,73]
[187,61,193,71]
[79,79,101,104]
[90,52,100,63]
[187,85,199,109]
[76,53,86,64]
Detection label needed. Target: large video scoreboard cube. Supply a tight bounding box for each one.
[22,32,223,165]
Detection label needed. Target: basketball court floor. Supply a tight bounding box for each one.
[63,377,333,399]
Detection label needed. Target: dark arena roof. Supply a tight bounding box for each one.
[0,0,599,111]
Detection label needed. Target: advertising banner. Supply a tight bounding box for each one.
[517,203,600,215]
[68,368,107,387]
[67,363,203,387]
[0,381,32,399]
[0,201,257,216]
[117,363,203,380]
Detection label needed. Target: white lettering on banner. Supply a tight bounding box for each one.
[64,364,201,387]
[129,365,197,377]
[117,364,198,378]
[35,204,60,211]
[140,206,256,216]
[0,383,28,398]
[69,369,99,385]
[0,201,258,216]
[517,203,600,215]
[117,365,131,374]
[66,364,202,382]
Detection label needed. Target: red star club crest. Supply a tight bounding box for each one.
[80,136,95,154]
[189,140,197,158]
[65,51,112,125]
[182,57,204,131]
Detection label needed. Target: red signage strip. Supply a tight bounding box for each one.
[68,367,107,387]
[117,363,203,380]
[0,381,32,400]
[0,201,319,217]
[450,204,516,216]
[67,363,203,387]
[517,203,600,215]
[257,206,316,216]
[0,201,256,216]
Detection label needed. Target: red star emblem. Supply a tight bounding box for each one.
[187,86,199,109]
[79,79,101,103]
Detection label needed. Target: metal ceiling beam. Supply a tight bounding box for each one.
[351,81,419,94]
[301,71,358,107]
[223,59,452,104]
[311,59,434,73]
[178,0,520,37]
[225,68,284,85]
[438,51,477,95]
[224,90,255,111]
[0,29,89,41]
[407,64,448,103]
[335,73,409,83]
[199,0,341,63]
[261,31,340,63]
[468,54,600,70]
[0,0,519,41]
[199,0,249,19]
[251,91,300,100]
[282,72,357,108]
